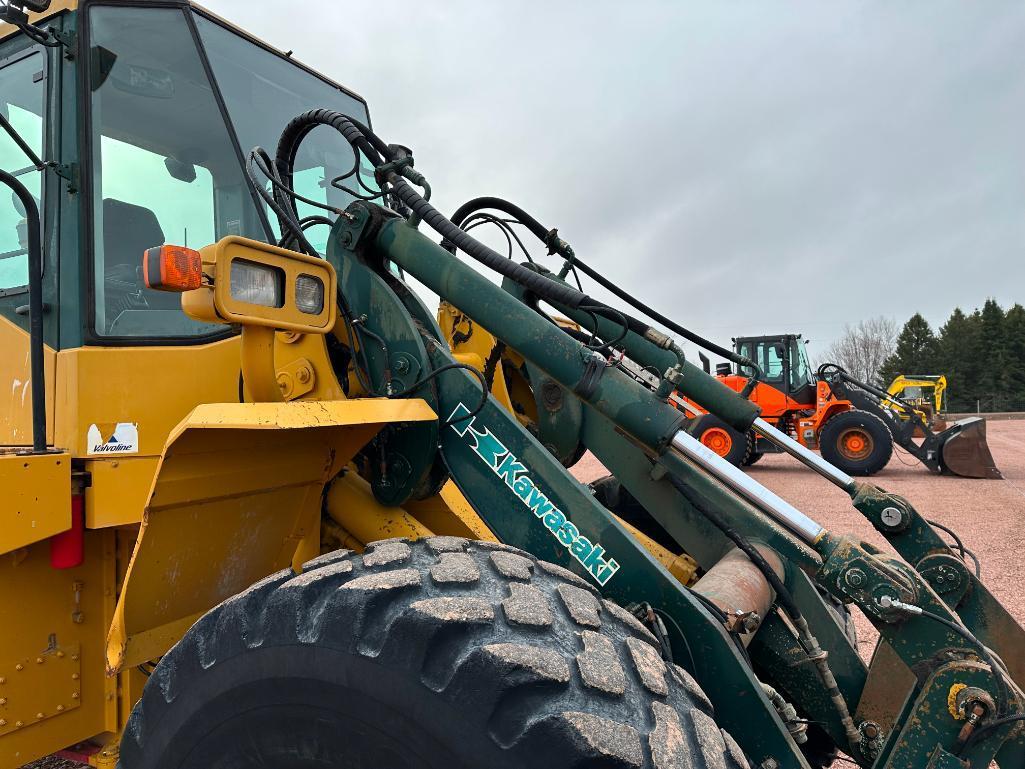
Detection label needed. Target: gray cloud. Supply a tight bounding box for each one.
[205,1,1025,359]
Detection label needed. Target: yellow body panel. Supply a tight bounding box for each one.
[0,531,118,769]
[83,458,158,529]
[406,481,499,542]
[54,339,241,458]
[0,450,71,552]
[106,399,437,673]
[0,317,56,447]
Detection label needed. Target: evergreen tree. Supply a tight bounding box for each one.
[878,313,939,385]
[936,307,980,412]
[1000,304,1025,407]
[976,299,1006,410]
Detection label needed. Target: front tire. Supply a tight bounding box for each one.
[688,415,747,467]
[120,538,749,769]
[819,409,892,476]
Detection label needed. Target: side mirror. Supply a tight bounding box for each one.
[164,156,197,184]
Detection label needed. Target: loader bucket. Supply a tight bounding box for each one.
[937,417,1003,479]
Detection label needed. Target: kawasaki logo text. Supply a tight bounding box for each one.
[448,402,620,586]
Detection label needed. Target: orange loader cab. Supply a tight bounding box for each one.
[682,334,894,476]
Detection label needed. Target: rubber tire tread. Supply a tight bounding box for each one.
[818,409,893,476]
[740,431,763,466]
[119,538,750,769]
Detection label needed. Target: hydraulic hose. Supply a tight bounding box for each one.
[387,179,689,356]
[444,196,762,386]
[269,112,694,369]
[448,197,551,245]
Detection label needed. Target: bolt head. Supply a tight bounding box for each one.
[880,506,904,528]
[845,568,867,588]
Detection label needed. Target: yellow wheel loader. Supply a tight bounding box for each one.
[1,3,1023,769]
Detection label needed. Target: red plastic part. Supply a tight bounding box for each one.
[50,494,84,569]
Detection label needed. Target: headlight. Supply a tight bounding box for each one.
[295,273,325,315]
[230,259,283,308]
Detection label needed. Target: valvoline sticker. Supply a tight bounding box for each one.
[86,422,139,455]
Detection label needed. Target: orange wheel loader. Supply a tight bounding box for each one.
[680,334,1001,479]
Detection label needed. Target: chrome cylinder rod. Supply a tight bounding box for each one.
[750,417,855,491]
[670,429,825,544]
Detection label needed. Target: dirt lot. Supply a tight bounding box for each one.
[573,419,1025,653]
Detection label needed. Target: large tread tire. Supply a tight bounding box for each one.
[819,409,892,476]
[688,415,746,467]
[740,432,763,467]
[120,538,749,769]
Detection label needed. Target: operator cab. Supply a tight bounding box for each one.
[733,333,815,404]
[1,0,373,347]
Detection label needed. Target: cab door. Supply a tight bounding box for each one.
[0,38,58,446]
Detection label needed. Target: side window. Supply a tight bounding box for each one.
[0,51,45,293]
[88,6,266,338]
[761,343,785,382]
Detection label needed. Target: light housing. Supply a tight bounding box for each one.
[143,245,203,292]
[181,236,337,334]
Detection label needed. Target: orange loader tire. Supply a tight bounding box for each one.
[688,414,747,467]
[819,410,892,476]
[741,431,763,466]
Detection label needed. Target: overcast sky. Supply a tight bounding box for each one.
[207,1,1025,360]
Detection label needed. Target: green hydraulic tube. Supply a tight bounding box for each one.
[376,216,828,567]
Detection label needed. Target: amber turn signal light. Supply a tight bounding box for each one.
[143,245,203,292]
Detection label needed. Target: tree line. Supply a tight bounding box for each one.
[822,300,1025,413]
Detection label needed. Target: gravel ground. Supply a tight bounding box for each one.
[23,422,1023,768]
[572,419,1025,654]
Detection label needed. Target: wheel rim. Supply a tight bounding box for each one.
[837,427,873,460]
[701,427,733,456]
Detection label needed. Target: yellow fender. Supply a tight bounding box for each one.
[105,398,436,673]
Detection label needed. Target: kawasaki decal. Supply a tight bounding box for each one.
[448,402,620,586]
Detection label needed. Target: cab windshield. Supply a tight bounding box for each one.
[789,337,811,392]
[88,5,369,338]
